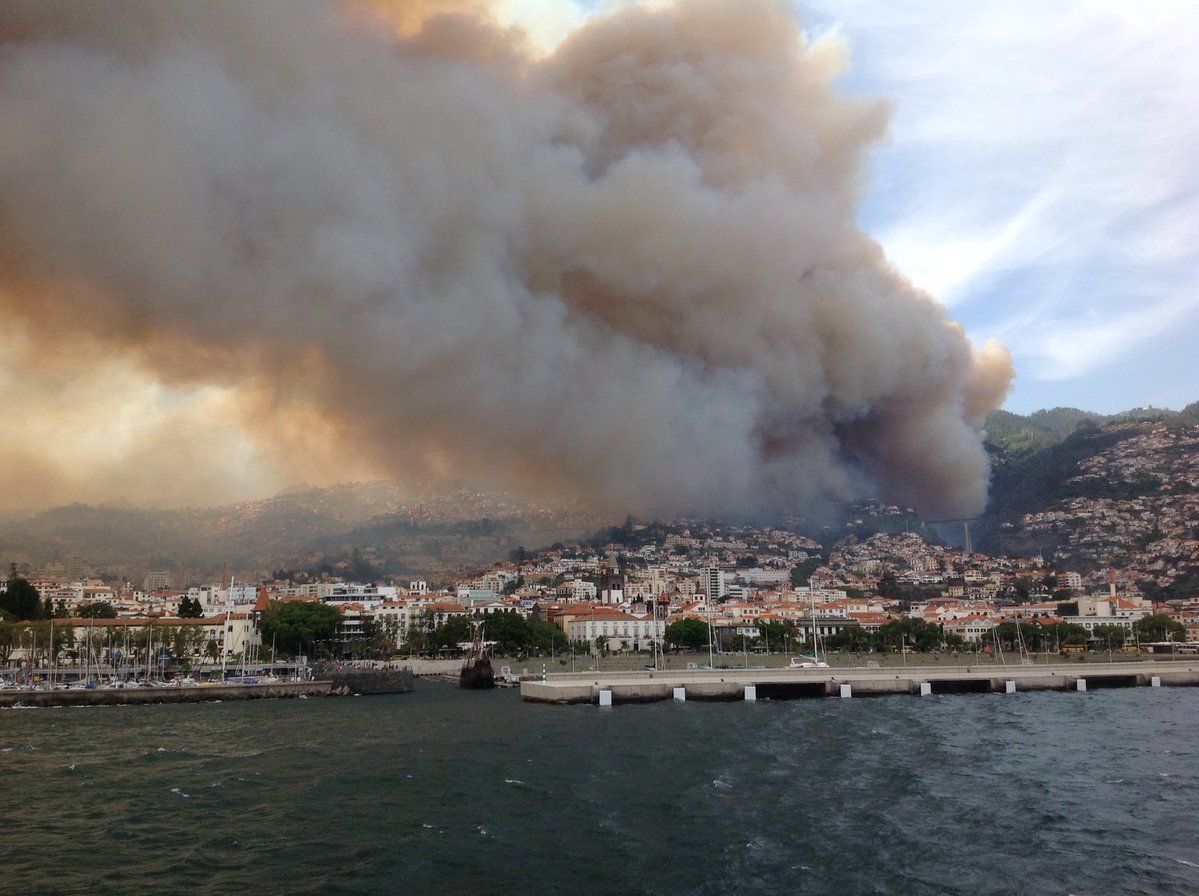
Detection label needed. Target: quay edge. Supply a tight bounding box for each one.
[0,680,334,708]
[518,661,1199,705]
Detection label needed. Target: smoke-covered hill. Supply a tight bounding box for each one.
[0,484,599,587]
[2,405,1193,590]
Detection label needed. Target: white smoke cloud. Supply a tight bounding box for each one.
[0,0,1011,519]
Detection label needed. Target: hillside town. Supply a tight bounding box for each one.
[3,416,1197,670]
[1016,423,1199,591]
[3,509,1196,672]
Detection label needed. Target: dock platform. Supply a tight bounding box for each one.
[519,660,1199,705]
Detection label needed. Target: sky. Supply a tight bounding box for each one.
[796,0,1199,415]
[0,1,1194,515]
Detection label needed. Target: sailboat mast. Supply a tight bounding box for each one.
[221,575,234,679]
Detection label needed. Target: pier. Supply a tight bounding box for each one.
[519,660,1199,705]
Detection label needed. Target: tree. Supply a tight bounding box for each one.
[823,625,878,653]
[729,633,758,652]
[402,613,429,656]
[527,618,569,656]
[170,625,206,669]
[346,548,380,583]
[257,600,343,658]
[426,615,472,655]
[1022,620,1088,652]
[0,620,16,664]
[177,596,204,618]
[664,618,710,652]
[1135,614,1186,643]
[77,601,116,619]
[878,617,943,652]
[790,556,823,588]
[755,620,787,652]
[479,611,531,656]
[0,577,43,621]
[1063,627,1090,647]
[1091,624,1127,651]
[876,570,902,600]
[21,619,75,666]
[943,631,965,651]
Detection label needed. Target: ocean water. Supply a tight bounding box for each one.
[2,684,1197,895]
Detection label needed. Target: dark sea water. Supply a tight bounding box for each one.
[2,683,1197,895]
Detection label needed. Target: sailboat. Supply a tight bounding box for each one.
[789,592,830,668]
[459,620,495,689]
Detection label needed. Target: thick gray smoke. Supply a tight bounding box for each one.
[0,0,1012,519]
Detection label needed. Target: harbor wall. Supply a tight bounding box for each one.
[316,668,415,695]
[0,680,333,708]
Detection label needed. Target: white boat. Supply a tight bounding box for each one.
[788,656,829,669]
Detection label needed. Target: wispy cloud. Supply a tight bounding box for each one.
[803,0,1199,412]
[1008,292,1197,382]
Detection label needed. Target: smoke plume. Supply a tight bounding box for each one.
[0,0,1012,519]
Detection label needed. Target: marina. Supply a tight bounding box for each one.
[520,659,1199,704]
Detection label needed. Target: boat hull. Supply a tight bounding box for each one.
[459,657,496,689]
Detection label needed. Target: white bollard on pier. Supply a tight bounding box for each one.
[673,687,686,701]
[1076,679,1087,692]
[839,683,852,699]
[599,689,612,706]
[744,685,757,702]
[1005,680,1016,694]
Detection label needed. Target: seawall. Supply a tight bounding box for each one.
[315,668,415,695]
[1,668,417,707]
[0,680,333,708]
[520,660,1199,705]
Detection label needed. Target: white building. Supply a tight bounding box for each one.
[704,567,726,601]
[570,580,598,602]
[566,608,664,652]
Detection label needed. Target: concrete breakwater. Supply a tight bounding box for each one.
[520,660,1199,705]
[0,680,334,708]
[315,668,415,695]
